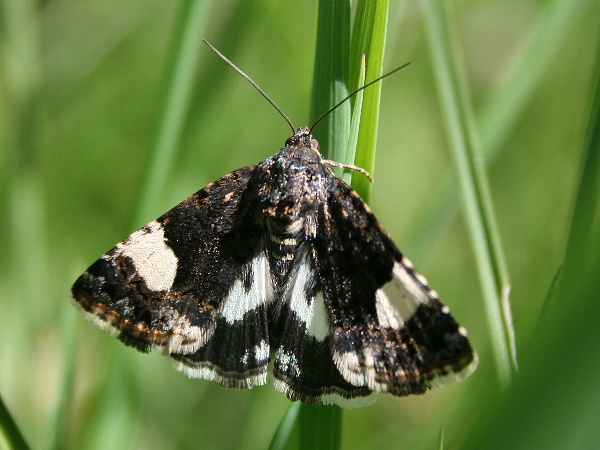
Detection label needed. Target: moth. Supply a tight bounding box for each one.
[71,43,477,408]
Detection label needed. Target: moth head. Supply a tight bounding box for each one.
[285,128,321,155]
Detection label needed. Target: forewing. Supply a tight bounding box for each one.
[71,166,274,387]
[312,177,477,399]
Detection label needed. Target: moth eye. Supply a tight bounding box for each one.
[285,137,294,146]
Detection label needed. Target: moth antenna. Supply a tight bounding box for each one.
[203,40,296,133]
[309,63,411,134]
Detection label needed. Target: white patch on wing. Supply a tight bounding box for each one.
[374,261,432,328]
[333,350,365,387]
[287,261,330,341]
[272,379,378,409]
[307,293,329,340]
[286,218,305,235]
[318,391,379,409]
[274,347,301,378]
[173,361,268,389]
[116,221,178,292]
[426,352,479,388]
[167,315,209,354]
[287,262,312,322]
[220,253,273,324]
[255,340,270,362]
[241,340,270,365]
[375,289,402,329]
[333,348,390,392]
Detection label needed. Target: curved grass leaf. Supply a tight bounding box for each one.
[419,0,515,385]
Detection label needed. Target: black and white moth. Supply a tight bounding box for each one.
[71,47,477,409]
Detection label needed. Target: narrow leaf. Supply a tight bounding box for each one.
[419,0,515,385]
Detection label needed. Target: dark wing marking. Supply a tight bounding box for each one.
[72,166,275,387]
[310,176,477,399]
[269,249,378,407]
[170,304,271,388]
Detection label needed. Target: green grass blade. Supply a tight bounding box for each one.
[465,37,600,448]
[45,297,77,450]
[299,405,342,450]
[295,1,352,447]
[346,55,367,182]
[553,45,600,277]
[269,403,300,450]
[289,0,390,446]
[0,394,31,450]
[292,2,390,448]
[407,0,596,371]
[409,0,596,261]
[419,0,515,385]
[134,0,211,226]
[350,0,390,202]
[310,0,351,165]
[80,3,211,447]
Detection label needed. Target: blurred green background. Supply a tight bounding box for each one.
[1,0,600,449]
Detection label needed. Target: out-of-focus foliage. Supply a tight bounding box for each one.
[1,0,599,448]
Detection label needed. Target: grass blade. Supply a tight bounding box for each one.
[310,0,352,165]
[419,0,515,385]
[299,405,342,450]
[134,0,211,226]
[464,35,600,448]
[409,0,596,263]
[404,0,593,361]
[0,394,30,450]
[346,55,367,180]
[45,298,77,450]
[297,2,351,447]
[288,1,390,448]
[81,2,212,446]
[350,0,390,201]
[269,403,300,450]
